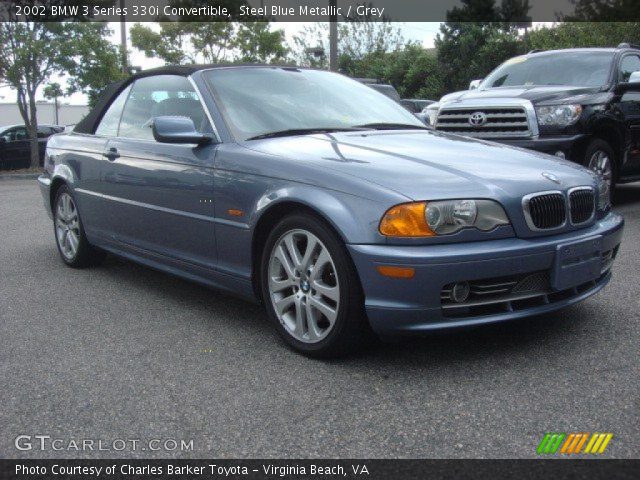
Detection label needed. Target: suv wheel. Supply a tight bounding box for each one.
[260,213,372,358]
[53,185,106,268]
[584,139,616,194]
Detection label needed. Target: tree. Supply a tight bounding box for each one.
[0,1,121,167]
[131,22,288,65]
[62,22,126,107]
[43,82,63,125]
[435,0,531,94]
[235,22,288,63]
[0,22,75,167]
[130,22,235,64]
[563,0,640,21]
[526,22,640,50]
[291,18,404,70]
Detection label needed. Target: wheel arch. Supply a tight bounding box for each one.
[249,189,377,300]
[48,164,78,212]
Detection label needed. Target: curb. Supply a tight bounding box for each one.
[0,173,41,181]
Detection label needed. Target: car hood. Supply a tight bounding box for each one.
[440,85,605,105]
[243,130,596,201]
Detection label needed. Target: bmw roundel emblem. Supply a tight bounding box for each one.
[542,171,561,184]
[468,111,487,126]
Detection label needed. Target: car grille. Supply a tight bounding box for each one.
[525,193,566,230]
[569,188,595,224]
[440,252,616,319]
[435,107,532,138]
[523,188,596,231]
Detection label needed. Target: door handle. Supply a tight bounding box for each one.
[103,147,120,161]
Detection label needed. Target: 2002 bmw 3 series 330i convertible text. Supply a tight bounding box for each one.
[37,65,624,357]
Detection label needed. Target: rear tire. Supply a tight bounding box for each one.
[53,185,106,268]
[260,212,372,358]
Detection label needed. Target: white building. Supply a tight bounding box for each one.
[0,102,89,127]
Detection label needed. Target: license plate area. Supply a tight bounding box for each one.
[551,236,602,291]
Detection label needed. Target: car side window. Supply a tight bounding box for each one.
[8,127,28,141]
[95,85,132,137]
[620,54,640,82]
[118,75,211,141]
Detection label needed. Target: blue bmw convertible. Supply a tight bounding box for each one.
[38,65,624,357]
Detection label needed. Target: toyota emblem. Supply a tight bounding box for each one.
[469,111,487,126]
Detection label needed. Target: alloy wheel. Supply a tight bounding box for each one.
[267,229,340,343]
[588,149,613,190]
[55,192,80,260]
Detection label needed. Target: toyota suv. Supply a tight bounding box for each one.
[426,44,640,192]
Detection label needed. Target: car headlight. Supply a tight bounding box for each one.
[379,200,510,237]
[536,104,583,126]
[597,175,611,212]
[425,105,439,126]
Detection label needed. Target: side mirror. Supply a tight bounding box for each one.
[616,71,640,93]
[469,79,483,90]
[152,116,214,145]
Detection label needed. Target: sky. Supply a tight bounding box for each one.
[1,21,556,108]
[0,21,444,106]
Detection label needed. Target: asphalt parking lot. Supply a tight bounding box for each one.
[0,178,638,459]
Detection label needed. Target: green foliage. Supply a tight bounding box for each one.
[0,22,75,166]
[234,22,288,63]
[0,18,123,166]
[291,21,404,69]
[62,22,126,106]
[526,22,640,50]
[130,22,288,65]
[563,0,640,21]
[43,82,63,100]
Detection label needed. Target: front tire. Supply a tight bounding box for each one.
[583,139,616,196]
[53,185,106,268]
[260,213,371,358]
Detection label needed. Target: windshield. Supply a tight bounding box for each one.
[204,67,423,141]
[481,51,614,89]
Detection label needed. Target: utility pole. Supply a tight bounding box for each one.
[120,0,128,73]
[329,0,338,71]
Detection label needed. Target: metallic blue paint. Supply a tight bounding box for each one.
[38,69,625,337]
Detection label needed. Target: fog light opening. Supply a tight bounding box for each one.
[451,282,471,303]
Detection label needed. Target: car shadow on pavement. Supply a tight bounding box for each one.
[95,252,591,368]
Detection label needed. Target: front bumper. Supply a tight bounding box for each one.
[348,212,624,336]
[495,134,590,160]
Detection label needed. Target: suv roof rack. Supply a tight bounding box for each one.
[617,43,640,50]
[527,49,544,54]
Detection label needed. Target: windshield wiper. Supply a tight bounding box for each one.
[247,127,363,140]
[354,122,428,131]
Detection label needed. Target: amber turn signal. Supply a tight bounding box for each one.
[379,202,435,237]
[376,265,416,279]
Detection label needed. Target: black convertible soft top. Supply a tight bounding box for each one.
[73,63,282,134]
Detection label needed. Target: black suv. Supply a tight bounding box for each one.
[431,44,640,191]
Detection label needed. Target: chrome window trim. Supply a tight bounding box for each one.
[522,190,566,232]
[568,186,596,226]
[188,76,220,142]
[436,98,539,138]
